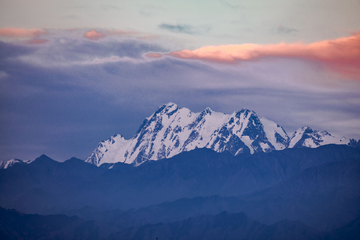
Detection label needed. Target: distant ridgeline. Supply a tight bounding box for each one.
[1,103,359,239]
[0,145,360,239]
[84,102,357,166]
[1,102,358,170]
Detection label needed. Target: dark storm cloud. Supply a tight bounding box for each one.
[159,24,199,34]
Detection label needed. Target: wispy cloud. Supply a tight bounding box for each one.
[276,25,297,34]
[9,36,165,68]
[139,5,164,17]
[153,33,360,80]
[108,30,138,36]
[107,29,156,40]
[84,30,105,40]
[0,71,8,80]
[84,29,148,40]
[27,39,49,44]
[0,27,46,38]
[159,24,198,35]
[77,56,149,65]
[1,32,360,162]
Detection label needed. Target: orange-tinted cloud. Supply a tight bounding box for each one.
[84,30,105,40]
[164,33,360,80]
[145,53,162,58]
[0,27,46,38]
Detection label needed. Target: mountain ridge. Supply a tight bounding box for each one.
[1,145,359,215]
[85,103,353,167]
[4,206,357,240]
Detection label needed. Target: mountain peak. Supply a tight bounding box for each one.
[164,102,177,108]
[202,107,213,115]
[233,108,255,118]
[0,158,23,169]
[36,154,52,160]
[85,103,350,167]
[33,155,56,164]
[151,102,179,118]
[289,126,348,148]
[302,126,314,133]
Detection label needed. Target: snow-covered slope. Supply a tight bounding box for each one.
[205,109,289,155]
[86,103,354,167]
[86,103,290,166]
[86,134,131,167]
[289,126,350,148]
[0,158,32,169]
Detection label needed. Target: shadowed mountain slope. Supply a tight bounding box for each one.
[0,145,359,232]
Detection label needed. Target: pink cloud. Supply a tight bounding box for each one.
[0,27,46,38]
[145,53,162,58]
[163,33,360,80]
[84,30,105,40]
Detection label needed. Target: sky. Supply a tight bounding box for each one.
[0,0,360,162]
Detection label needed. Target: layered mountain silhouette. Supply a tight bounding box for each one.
[2,206,359,240]
[1,103,359,239]
[1,145,359,235]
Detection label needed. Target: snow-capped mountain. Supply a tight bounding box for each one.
[289,126,350,148]
[86,103,353,167]
[0,158,32,169]
[86,103,290,166]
